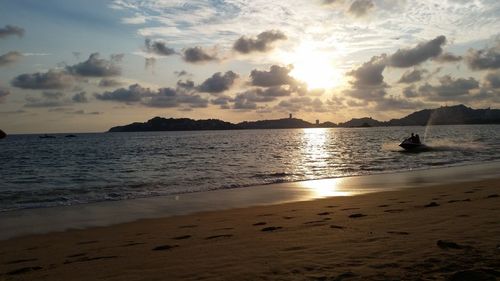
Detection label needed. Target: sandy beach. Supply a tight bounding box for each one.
[1,176,499,280]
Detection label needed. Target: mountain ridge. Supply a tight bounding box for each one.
[108,104,500,132]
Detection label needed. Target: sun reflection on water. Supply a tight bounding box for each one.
[298,177,354,198]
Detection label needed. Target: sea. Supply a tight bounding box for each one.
[1,125,499,212]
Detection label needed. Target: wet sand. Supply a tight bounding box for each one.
[1,177,499,280]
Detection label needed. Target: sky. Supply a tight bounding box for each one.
[0,0,499,133]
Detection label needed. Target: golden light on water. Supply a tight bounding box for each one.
[299,177,354,198]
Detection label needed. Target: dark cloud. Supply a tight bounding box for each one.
[95,83,209,109]
[250,65,295,87]
[344,55,390,107]
[418,75,479,101]
[68,110,101,115]
[145,87,208,108]
[11,70,74,89]
[233,30,287,54]
[25,91,70,107]
[388,35,446,68]
[72,92,88,103]
[398,68,427,84]
[0,25,24,38]
[177,80,195,90]
[197,71,239,94]
[434,52,462,63]
[0,51,22,66]
[211,95,233,109]
[347,55,387,88]
[403,85,418,98]
[145,39,175,56]
[0,88,10,103]
[66,53,122,77]
[348,0,374,17]
[484,71,500,89]
[465,42,500,70]
[175,70,190,77]
[98,78,122,88]
[181,47,218,63]
[94,84,150,102]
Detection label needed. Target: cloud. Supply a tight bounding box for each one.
[403,85,418,98]
[25,91,71,107]
[144,39,175,56]
[94,83,209,109]
[95,84,150,102]
[348,0,374,17]
[483,71,500,89]
[211,95,233,109]
[347,55,387,88]
[465,42,500,70]
[322,0,344,5]
[72,92,88,103]
[176,79,195,90]
[0,51,22,66]
[98,78,123,88]
[398,68,427,84]
[66,53,122,77]
[122,14,147,24]
[11,70,74,89]
[145,87,209,108]
[181,47,218,63]
[233,30,287,54]
[0,88,10,103]
[434,52,462,63]
[174,70,191,77]
[388,35,446,68]
[250,65,295,87]
[0,25,24,38]
[197,71,239,94]
[418,75,479,101]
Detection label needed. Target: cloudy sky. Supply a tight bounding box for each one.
[0,0,499,133]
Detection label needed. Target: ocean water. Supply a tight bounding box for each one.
[1,125,499,211]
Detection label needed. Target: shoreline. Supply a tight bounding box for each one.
[0,176,499,280]
[1,161,500,241]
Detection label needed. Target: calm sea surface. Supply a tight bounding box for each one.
[1,125,499,211]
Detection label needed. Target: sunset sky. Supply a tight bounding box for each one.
[1,0,499,133]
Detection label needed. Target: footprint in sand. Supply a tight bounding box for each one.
[378,204,390,208]
[261,226,282,232]
[387,231,409,235]
[384,209,404,213]
[152,245,178,251]
[317,212,330,216]
[330,225,345,229]
[436,240,467,250]
[486,194,499,199]
[77,240,99,245]
[348,213,366,218]
[172,235,191,240]
[179,225,198,229]
[205,234,233,240]
[424,202,440,207]
[6,266,43,275]
[341,208,360,211]
[4,258,38,265]
[253,222,267,226]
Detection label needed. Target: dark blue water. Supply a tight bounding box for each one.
[1,125,499,211]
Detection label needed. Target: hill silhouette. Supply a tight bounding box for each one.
[109,104,500,132]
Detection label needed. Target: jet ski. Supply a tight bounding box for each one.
[399,138,426,150]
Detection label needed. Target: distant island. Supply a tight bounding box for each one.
[109,104,500,132]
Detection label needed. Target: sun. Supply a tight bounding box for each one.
[282,41,343,90]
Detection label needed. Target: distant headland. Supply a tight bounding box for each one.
[109,104,500,132]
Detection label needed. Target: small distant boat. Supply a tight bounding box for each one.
[0,129,6,139]
[399,138,426,151]
[39,134,56,139]
[65,134,77,138]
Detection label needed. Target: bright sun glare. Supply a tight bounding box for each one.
[284,41,342,90]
